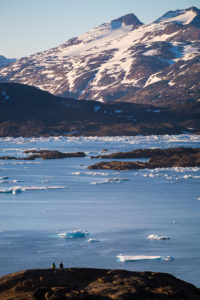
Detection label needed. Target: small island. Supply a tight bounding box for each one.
[88,147,200,170]
[0,268,200,300]
[0,149,86,160]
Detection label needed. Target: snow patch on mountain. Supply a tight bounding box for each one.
[144,74,162,87]
[143,49,159,56]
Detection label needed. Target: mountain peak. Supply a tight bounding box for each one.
[187,6,200,13]
[111,13,143,27]
[155,7,199,25]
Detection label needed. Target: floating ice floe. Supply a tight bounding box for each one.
[0,179,24,184]
[0,180,9,184]
[91,178,129,185]
[0,176,9,180]
[87,238,100,243]
[147,234,170,240]
[0,186,68,195]
[72,172,81,175]
[117,254,174,263]
[72,171,109,177]
[1,134,200,145]
[58,230,89,239]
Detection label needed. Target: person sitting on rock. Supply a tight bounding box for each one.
[59,261,63,269]
[51,262,56,269]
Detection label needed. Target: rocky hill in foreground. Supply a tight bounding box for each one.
[0,7,200,106]
[0,82,199,136]
[0,268,200,300]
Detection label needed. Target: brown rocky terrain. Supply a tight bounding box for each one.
[0,268,200,300]
[88,147,200,170]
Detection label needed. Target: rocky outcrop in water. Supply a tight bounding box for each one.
[0,268,199,300]
[88,147,200,170]
[0,150,86,160]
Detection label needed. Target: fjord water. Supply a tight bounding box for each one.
[0,135,200,287]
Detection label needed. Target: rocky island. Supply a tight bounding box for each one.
[88,147,200,170]
[0,149,86,160]
[0,268,200,300]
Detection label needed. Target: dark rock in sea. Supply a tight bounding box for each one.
[88,161,146,170]
[89,147,200,170]
[0,156,18,160]
[23,150,86,160]
[0,268,199,300]
[0,150,86,161]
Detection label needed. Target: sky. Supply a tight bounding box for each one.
[1,0,200,59]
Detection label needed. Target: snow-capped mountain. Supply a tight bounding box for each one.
[0,7,200,105]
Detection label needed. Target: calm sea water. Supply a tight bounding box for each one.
[0,135,200,287]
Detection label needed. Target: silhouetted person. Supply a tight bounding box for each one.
[51,262,56,269]
[60,261,63,269]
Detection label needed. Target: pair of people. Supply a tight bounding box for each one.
[51,262,63,269]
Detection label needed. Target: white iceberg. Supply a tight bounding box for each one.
[87,238,99,243]
[58,230,89,239]
[0,185,68,195]
[147,234,170,240]
[117,254,174,262]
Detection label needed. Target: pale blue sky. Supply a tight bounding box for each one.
[1,0,199,58]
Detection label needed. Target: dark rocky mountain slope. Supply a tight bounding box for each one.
[0,82,199,136]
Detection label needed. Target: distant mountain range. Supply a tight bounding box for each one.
[0,82,199,136]
[0,55,16,68]
[0,7,200,106]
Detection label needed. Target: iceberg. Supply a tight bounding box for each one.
[87,238,99,243]
[0,185,68,195]
[147,234,170,240]
[117,254,174,263]
[91,178,129,185]
[0,176,9,180]
[58,230,89,239]
[0,187,23,194]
